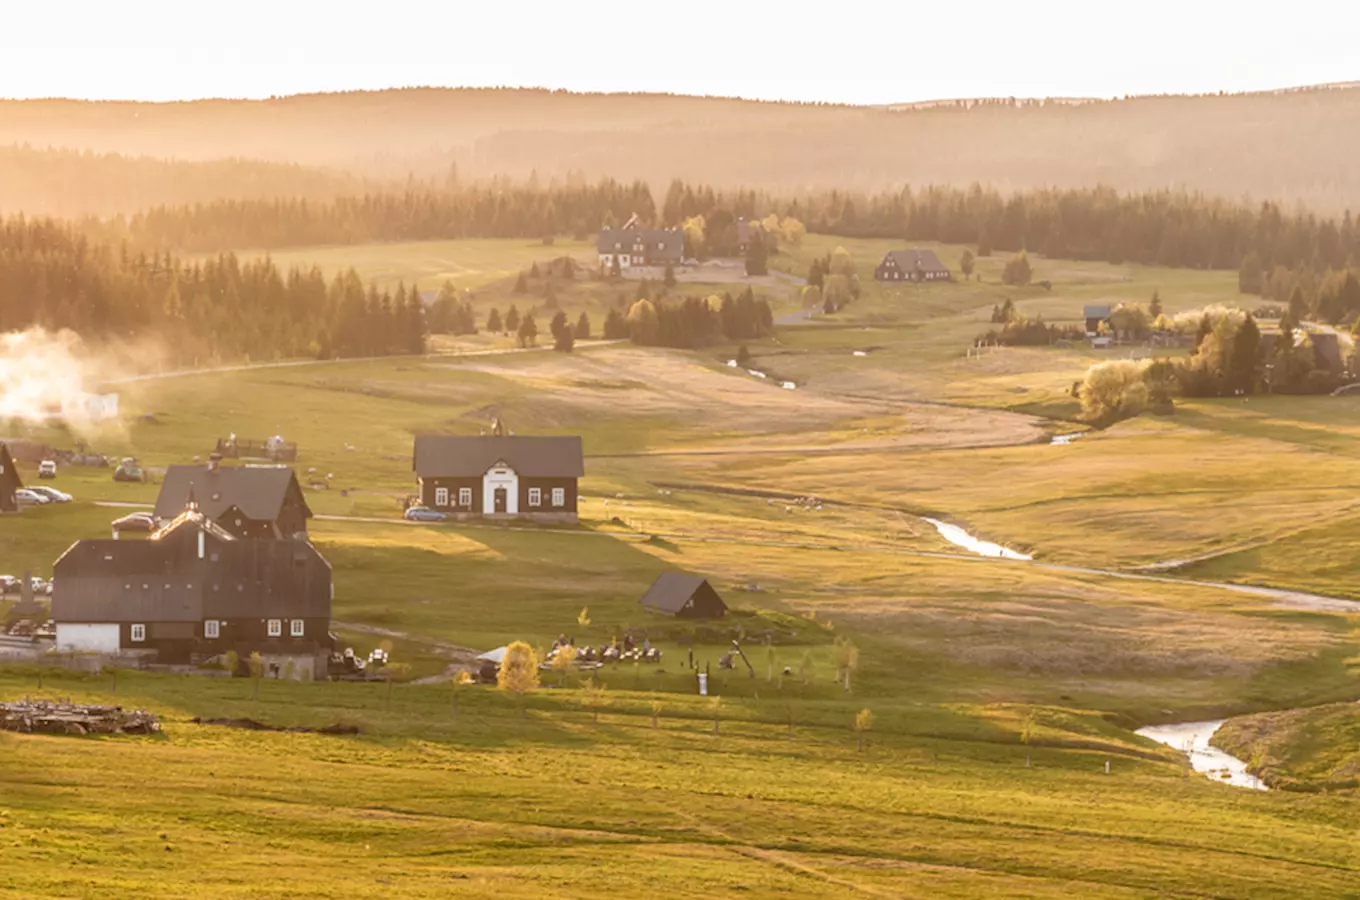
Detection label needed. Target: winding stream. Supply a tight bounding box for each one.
[923,518,1032,560]
[1136,720,1266,790]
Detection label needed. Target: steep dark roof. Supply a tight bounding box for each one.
[596,228,684,259]
[413,435,584,478]
[639,573,723,615]
[880,249,950,274]
[1084,305,1112,319]
[154,465,309,522]
[0,444,20,489]
[53,516,330,624]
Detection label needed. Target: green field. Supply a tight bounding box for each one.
[3,236,1358,897]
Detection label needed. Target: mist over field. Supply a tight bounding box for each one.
[3,85,1360,215]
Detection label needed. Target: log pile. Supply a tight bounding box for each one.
[0,700,161,735]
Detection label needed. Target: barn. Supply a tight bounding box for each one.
[0,444,21,513]
[154,455,312,538]
[52,492,332,673]
[639,573,728,619]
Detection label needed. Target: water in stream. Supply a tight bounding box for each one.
[1136,720,1267,790]
[923,518,1032,560]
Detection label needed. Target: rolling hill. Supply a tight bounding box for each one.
[2,84,1360,215]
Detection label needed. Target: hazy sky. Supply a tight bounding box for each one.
[4,1,1356,105]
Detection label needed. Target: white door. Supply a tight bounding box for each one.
[482,468,519,515]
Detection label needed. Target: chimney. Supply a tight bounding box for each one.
[208,452,222,473]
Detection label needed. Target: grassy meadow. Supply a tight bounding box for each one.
[3,235,1359,897]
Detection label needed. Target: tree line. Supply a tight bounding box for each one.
[67,178,1360,290]
[0,215,424,364]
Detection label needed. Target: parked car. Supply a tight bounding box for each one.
[0,575,19,594]
[111,511,158,533]
[29,577,49,595]
[27,486,72,503]
[15,489,50,507]
[37,459,57,478]
[113,458,146,483]
[403,506,448,522]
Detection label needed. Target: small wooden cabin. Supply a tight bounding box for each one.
[639,573,728,619]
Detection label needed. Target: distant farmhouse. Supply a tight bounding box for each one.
[52,493,333,675]
[639,573,728,619]
[412,419,583,522]
[0,444,21,513]
[154,455,312,539]
[874,249,951,283]
[597,221,684,271]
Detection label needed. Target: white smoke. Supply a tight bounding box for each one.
[0,328,142,434]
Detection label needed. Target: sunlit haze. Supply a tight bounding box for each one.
[4,0,1356,104]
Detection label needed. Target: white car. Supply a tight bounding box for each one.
[37,460,57,478]
[0,575,18,594]
[27,486,72,503]
[14,489,50,506]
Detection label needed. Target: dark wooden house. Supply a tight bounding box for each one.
[413,421,583,522]
[639,573,728,619]
[597,227,685,270]
[874,249,951,283]
[52,496,332,671]
[0,443,21,513]
[154,456,312,538]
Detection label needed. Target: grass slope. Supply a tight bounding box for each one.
[3,237,1359,896]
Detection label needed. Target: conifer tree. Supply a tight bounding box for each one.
[487,307,503,333]
[575,311,591,340]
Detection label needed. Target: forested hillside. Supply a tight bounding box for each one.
[90,179,1360,287]
[3,86,1360,213]
[0,145,366,218]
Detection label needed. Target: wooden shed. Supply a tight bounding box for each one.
[639,573,728,619]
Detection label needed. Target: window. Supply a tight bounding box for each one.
[552,488,565,507]
[267,619,282,637]
[290,619,305,637]
[204,620,220,639]
[528,487,542,507]
[458,487,472,507]
[130,624,146,642]
[435,487,449,507]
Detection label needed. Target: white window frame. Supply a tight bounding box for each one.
[204,620,220,639]
[130,624,146,642]
[458,487,472,507]
[267,619,282,637]
[290,619,305,638]
[434,487,449,507]
[528,487,542,507]
[552,487,565,508]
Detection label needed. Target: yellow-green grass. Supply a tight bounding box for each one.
[1214,698,1360,792]
[7,497,1357,722]
[233,237,597,291]
[2,668,1359,898]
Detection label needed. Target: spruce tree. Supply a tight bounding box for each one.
[517,313,538,348]
[513,271,528,294]
[575,311,591,339]
[505,305,520,334]
[487,307,503,333]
